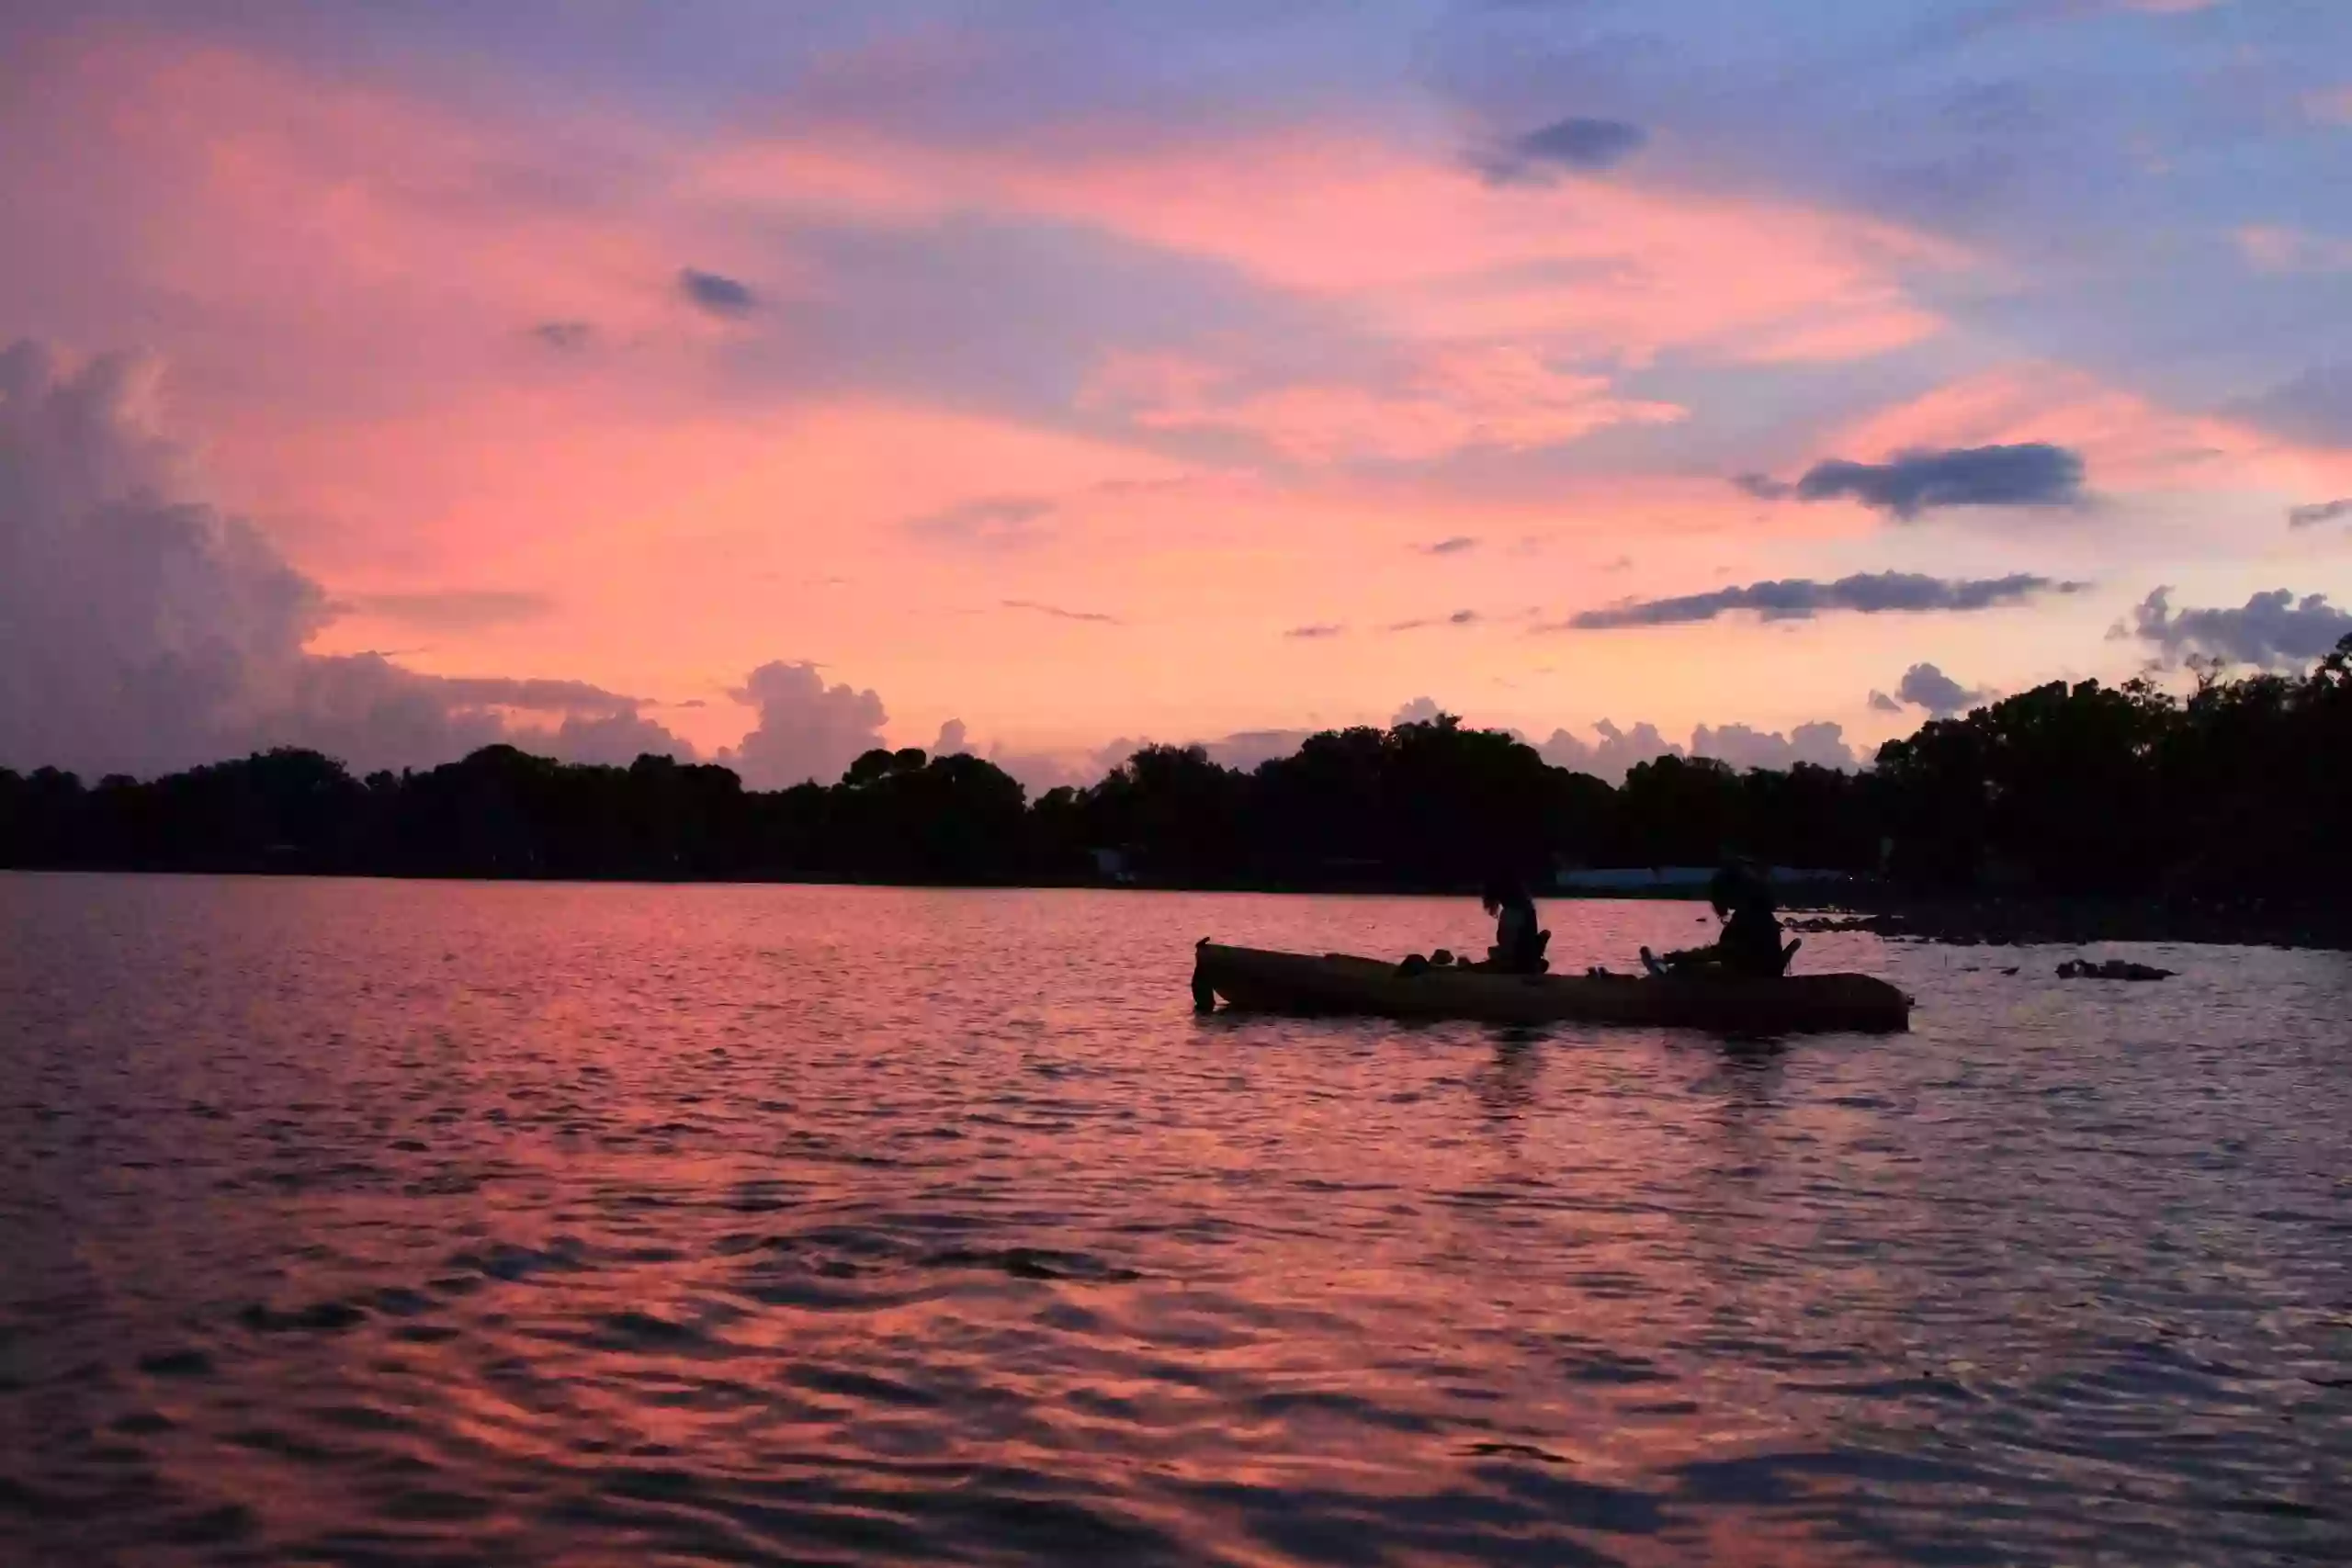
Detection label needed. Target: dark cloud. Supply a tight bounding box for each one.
[1868,690,1905,713]
[903,496,1055,548]
[678,267,757,318]
[1002,598,1121,624]
[1894,661,1988,716]
[1561,570,2086,628]
[1284,624,1345,638]
[1784,444,2087,518]
[2288,498,2352,529]
[1474,117,1648,185]
[345,590,555,631]
[530,321,593,351]
[1421,536,1479,555]
[2131,587,2352,671]
[0,338,691,778]
[718,660,886,788]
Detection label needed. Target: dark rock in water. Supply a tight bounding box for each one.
[2056,959,2174,981]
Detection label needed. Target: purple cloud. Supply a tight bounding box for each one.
[1561,570,2086,628]
[2131,587,2352,670]
[679,267,757,318]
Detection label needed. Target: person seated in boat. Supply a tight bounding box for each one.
[1478,876,1549,973]
[1714,887,1786,976]
[1645,863,1787,978]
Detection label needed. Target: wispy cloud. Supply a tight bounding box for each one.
[1284,623,1345,638]
[904,496,1056,549]
[2288,498,2351,529]
[1420,536,1479,555]
[529,321,593,351]
[1002,598,1122,625]
[1560,571,2086,628]
[1388,609,1480,632]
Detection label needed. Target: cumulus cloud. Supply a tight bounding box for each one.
[1392,696,1447,726]
[1473,117,1648,185]
[903,496,1055,549]
[1894,661,1989,716]
[0,338,689,779]
[0,342,327,777]
[1529,720,1684,783]
[541,706,696,767]
[1202,729,1317,771]
[1779,444,2087,518]
[2288,498,2352,529]
[932,717,971,756]
[678,267,756,318]
[344,590,555,631]
[718,660,888,788]
[1692,721,1857,771]
[2130,586,2352,670]
[1561,570,2086,628]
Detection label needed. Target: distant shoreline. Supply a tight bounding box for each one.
[6,865,2345,951]
[1776,894,2352,953]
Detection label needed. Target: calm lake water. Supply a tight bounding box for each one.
[2,874,2346,1566]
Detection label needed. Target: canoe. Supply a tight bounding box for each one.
[1192,942,1909,1034]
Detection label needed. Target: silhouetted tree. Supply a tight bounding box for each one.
[6,639,2348,904]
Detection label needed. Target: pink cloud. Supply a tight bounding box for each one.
[2236,225,2352,275]
[1823,366,2352,497]
[695,128,1963,368]
[1083,344,1683,462]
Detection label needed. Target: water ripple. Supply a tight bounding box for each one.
[1,874,2346,1564]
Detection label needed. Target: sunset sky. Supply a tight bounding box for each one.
[4,0,2348,789]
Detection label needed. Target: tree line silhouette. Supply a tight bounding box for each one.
[5,637,2346,902]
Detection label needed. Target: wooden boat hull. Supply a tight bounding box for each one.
[1193,942,1909,1034]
